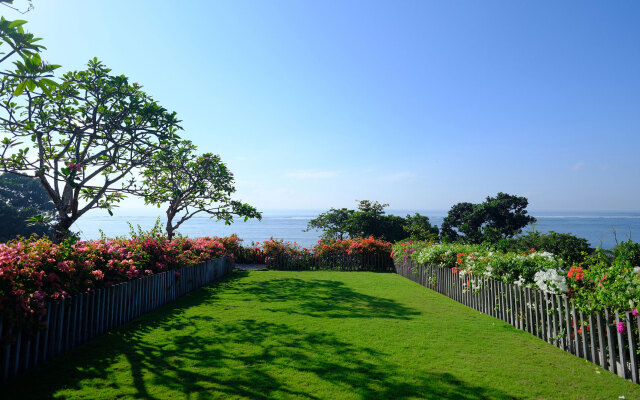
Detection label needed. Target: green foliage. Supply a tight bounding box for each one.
[492,230,593,265]
[403,213,439,241]
[402,241,565,288]
[305,207,354,240]
[568,243,640,313]
[0,172,54,241]
[610,239,640,266]
[0,58,181,242]
[0,17,60,95]
[140,140,261,240]
[306,200,437,243]
[441,192,536,244]
[345,200,389,239]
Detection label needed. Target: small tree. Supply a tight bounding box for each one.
[140,140,261,240]
[305,207,354,240]
[346,200,389,238]
[307,200,437,243]
[403,213,439,242]
[0,58,181,242]
[441,192,536,244]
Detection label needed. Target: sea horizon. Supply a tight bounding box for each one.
[72,208,640,250]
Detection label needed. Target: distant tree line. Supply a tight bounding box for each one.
[307,193,535,244]
[307,193,596,264]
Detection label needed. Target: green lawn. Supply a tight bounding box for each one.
[6,270,640,399]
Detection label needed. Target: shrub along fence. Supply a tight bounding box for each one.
[395,258,640,384]
[0,257,233,382]
[267,253,394,272]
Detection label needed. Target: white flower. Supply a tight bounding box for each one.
[533,269,568,294]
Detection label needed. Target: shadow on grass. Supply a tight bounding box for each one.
[229,277,423,319]
[4,271,520,400]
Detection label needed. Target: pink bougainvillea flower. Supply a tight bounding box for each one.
[633,309,639,317]
[617,321,626,333]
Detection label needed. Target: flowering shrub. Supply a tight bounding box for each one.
[314,237,391,258]
[567,246,640,313]
[532,268,568,294]
[393,239,640,312]
[0,234,230,340]
[395,242,566,294]
[261,238,308,258]
[248,237,393,270]
[390,240,435,261]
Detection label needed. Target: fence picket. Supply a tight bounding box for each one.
[579,311,587,361]
[604,309,616,373]
[571,305,580,358]
[615,311,628,379]
[633,313,640,383]
[587,313,600,364]
[563,297,572,354]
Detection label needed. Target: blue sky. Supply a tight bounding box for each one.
[16,0,640,211]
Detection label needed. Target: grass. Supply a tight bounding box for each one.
[5,270,640,399]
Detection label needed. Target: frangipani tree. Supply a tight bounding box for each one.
[0,58,181,242]
[140,140,261,240]
[0,17,59,93]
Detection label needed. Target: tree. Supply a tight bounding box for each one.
[440,202,481,243]
[441,192,536,244]
[139,140,261,240]
[403,213,439,241]
[307,200,437,243]
[346,200,390,239]
[0,172,54,241]
[0,58,181,242]
[0,17,59,94]
[305,207,354,240]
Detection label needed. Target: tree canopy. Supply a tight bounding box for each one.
[441,192,536,244]
[139,140,261,240]
[307,200,438,243]
[0,58,181,242]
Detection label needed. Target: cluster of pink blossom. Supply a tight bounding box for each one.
[313,237,392,258]
[0,235,231,340]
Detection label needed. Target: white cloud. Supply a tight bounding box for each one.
[571,162,586,172]
[286,170,336,179]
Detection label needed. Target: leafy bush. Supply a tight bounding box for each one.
[492,231,593,265]
[568,247,640,313]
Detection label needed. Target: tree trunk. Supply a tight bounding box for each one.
[166,211,175,241]
[52,216,74,244]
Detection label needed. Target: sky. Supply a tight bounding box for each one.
[11,0,640,212]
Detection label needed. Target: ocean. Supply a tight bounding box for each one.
[72,209,640,250]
